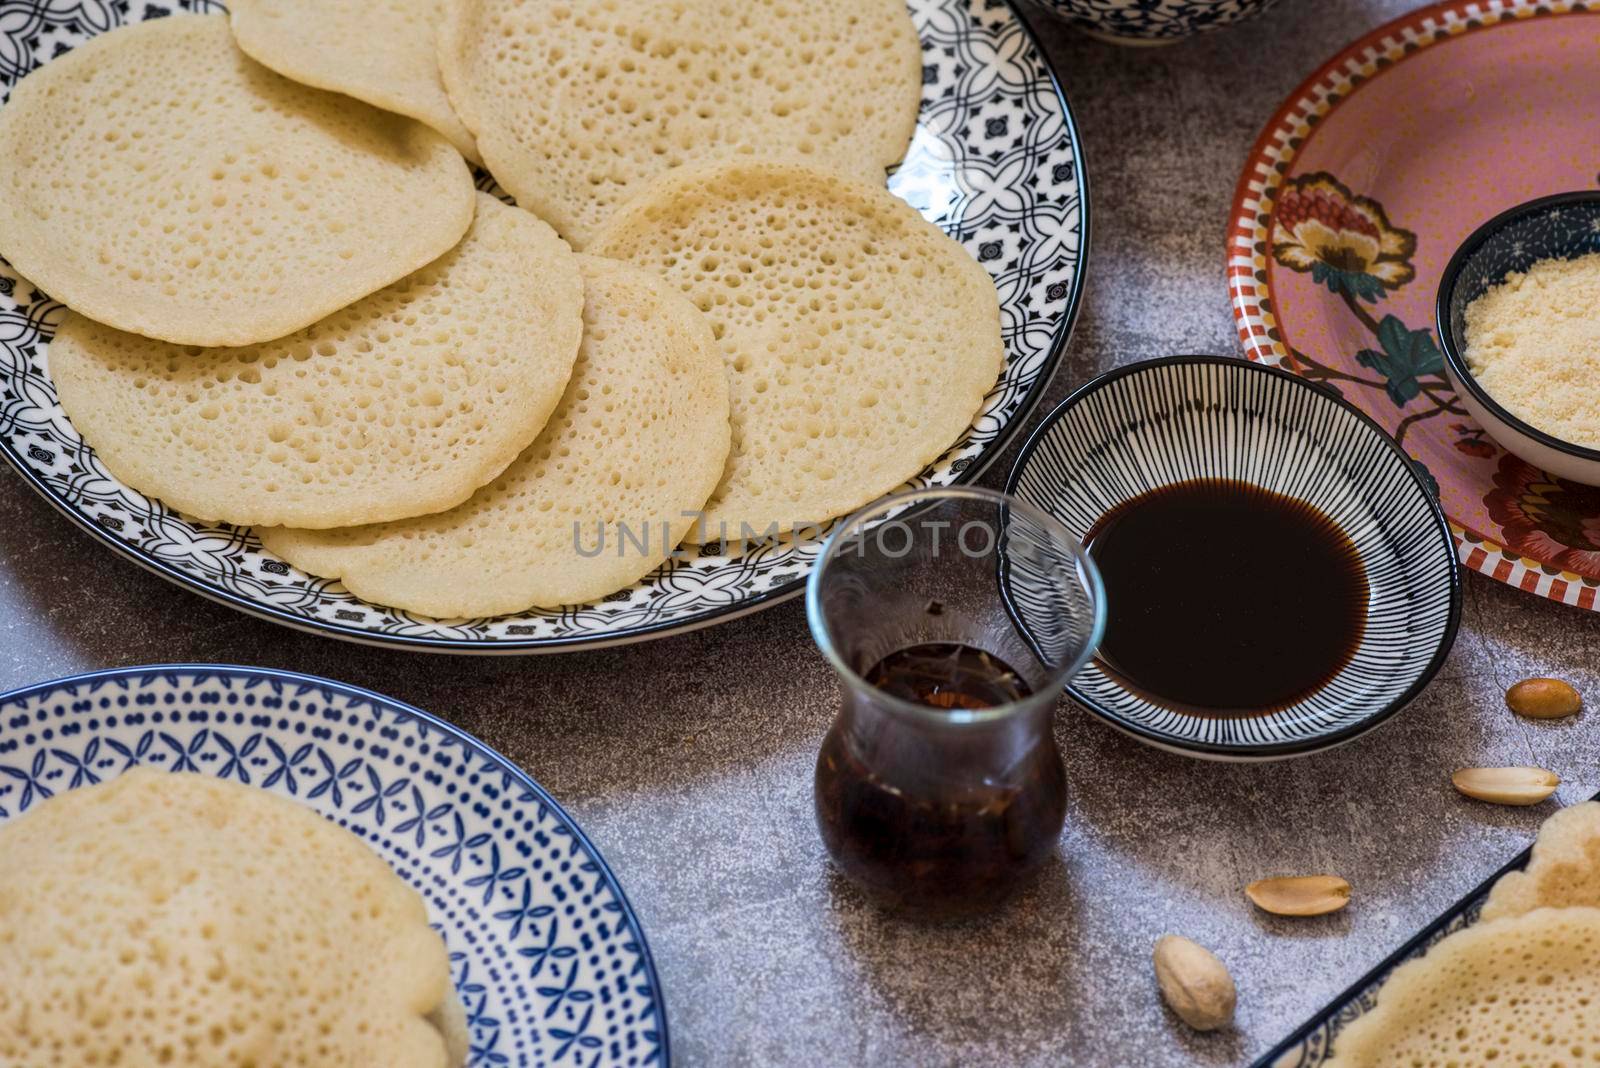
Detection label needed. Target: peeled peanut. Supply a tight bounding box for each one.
[1506,678,1581,719]
[1452,766,1560,806]
[1245,875,1351,916]
[1152,935,1236,1032]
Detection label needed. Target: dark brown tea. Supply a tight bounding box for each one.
[862,641,1033,710]
[815,643,1064,916]
[1083,478,1368,716]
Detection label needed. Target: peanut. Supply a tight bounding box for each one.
[1245,875,1351,917]
[1152,935,1236,1031]
[1452,766,1560,806]
[1506,678,1581,719]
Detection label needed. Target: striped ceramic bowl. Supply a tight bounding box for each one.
[1006,356,1460,761]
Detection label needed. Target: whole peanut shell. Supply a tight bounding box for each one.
[1152,935,1235,1031]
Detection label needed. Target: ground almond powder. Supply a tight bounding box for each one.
[1463,251,1600,448]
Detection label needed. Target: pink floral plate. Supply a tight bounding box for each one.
[1228,0,1600,611]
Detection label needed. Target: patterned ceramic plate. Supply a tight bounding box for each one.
[1258,793,1600,1067]
[1228,0,1600,613]
[0,0,1087,653]
[0,665,666,1067]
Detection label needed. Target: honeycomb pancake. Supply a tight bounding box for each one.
[259,256,732,616]
[229,0,478,162]
[49,194,583,530]
[438,0,922,247]
[1323,907,1600,1067]
[428,993,472,1068]
[0,768,461,1068]
[1480,801,1600,922]
[589,159,1003,542]
[0,16,473,346]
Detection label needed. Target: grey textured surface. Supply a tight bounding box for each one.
[1,1,1597,1064]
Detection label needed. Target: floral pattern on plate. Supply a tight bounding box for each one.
[1228,0,1600,611]
[0,0,1087,651]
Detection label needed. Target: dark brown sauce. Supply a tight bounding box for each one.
[1083,478,1368,717]
[815,643,1063,916]
[861,641,1033,710]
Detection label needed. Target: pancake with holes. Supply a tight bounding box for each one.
[260,255,732,616]
[0,768,467,1068]
[1323,907,1600,1067]
[1481,801,1600,921]
[49,193,582,530]
[437,0,922,247]
[0,16,473,346]
[229,0,478,162]
[589,158,1003,542]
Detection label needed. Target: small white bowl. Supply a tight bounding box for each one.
[1435,191,1600,486]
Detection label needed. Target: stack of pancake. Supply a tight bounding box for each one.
[0,0,1006,619]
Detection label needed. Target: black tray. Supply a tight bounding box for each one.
[1256,800,1592,1067]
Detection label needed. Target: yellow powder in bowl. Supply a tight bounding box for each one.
[1463,251,1600,448]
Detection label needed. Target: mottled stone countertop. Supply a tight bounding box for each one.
[3,1,1598,1064]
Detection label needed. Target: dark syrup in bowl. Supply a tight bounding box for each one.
[1082,478,1369,717]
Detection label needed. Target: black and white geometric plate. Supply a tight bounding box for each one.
[0,665,667,1067]
[0,0,1087,652]
[1008,356,1461,760]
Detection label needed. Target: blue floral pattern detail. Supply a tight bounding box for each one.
[0,666,667,1068]
[0,0,1086,651]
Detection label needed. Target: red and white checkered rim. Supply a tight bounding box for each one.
[1226,0,1600,612]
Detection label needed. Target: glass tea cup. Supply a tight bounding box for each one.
[807,486,1104,916]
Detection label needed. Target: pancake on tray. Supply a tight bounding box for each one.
[0,16,473,346]
[49,193,583,530]
[1323,906,1600,1067]
[1480,800,1600,921]
[589,158,1004,544]
[229,0,478,162]
[261,256,732,616]
[0,768,465,1068]
[438,0,922,246]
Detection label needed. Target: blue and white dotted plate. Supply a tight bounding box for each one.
[0,0,1087,653]
[0,665,667,1067]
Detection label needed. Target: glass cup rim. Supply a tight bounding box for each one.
[805,485,1106,725]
